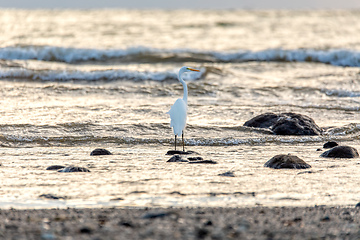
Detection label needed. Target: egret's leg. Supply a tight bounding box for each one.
[182,132,185,152]
[174,135,177,151]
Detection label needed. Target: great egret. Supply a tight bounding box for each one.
[167,66,200,151]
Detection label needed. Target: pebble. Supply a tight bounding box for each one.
[218,171,235,177]
[264,154,311,169]
[90,148,112,156]
[46,165,65,171]
[58,166,91,172]
[39,194,65,200]
[320,146,359,158]
[167,155,189,162]
[141,211,178,219]
[323,141,339,149]
[188,160,217,164]
[166,150,198,155]
[188,157,203,161]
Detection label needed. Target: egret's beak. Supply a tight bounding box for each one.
[188,68,200,72]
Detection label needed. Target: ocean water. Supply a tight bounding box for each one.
[0,9,360,208]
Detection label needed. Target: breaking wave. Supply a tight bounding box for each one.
[1,45,360,67]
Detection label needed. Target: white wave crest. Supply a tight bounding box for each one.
[0,68,203,82]
[0,46,360,67]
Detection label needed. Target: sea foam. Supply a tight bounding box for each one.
[0,46,360,67]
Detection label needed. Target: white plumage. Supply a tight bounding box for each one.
[167,66,199,151]
[167,98,187,136]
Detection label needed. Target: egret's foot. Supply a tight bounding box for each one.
[166,150,199,155]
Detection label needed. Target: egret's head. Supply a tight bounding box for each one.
[179,66,200,76]
[185,67,200,72]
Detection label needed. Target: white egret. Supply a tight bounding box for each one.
[167,66,200,151]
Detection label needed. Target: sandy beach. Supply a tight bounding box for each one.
[1,206,360,239]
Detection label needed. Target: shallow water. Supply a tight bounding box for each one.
[0,9,359,208]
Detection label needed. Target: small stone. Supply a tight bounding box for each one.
[167,155,188,162]
[323,141,338,149]
[58,166,91,172]
[39,194,65,200]
[90,148,112,156]
[166,150,198,155]
[79,227,93,234]
[118,222,134,228]
[218,171,235,177]
[264,154,311,169]
[320,146,359,158]
[110,197,124,201]
[188,157,203,161]
[46,165,65,171]
[188,160,217,164]
[355,202,360,208]
[141,211,177,219]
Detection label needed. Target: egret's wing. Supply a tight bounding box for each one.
[167,98,187,136]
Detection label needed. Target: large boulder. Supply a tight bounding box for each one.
[320,146,359,158]
[244,112,322,135]
[264,154,311,169]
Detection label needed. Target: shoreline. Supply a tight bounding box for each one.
[1,206,360,239]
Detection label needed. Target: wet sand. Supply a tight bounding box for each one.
[1,206,360,239]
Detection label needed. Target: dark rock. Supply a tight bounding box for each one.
[166,150,198,155]
[39,194,65,200]
[243,112,279,128]
[110,197,124,201]
[188,157,203,161]
[58,166,91,172]
[46,165,65,171]
[188,160,217,164]
[218,171,235,177]
[90,148,112,156]
[355,202,360,208]
[320,146,359,158]
[323,141,338,149]
[196,228,209,239]
[79,227,93,234]
[118,222,134,228]
[264,154,311,169]
[167,155,189,162]
[141,211,177,219]
[244,112,322,135]
[321,216,331,222]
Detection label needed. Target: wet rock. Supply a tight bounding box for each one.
[323,141,338,149]
[141,211,178,219]
[90,148,112,156]
[188,160,217,164]
[39,194,65,200]
[244,112,322,135]
[188,157,203,161]
[79,227,93,234]
[218,171,235,177]
[166,150,198,155]
[46,165,65,171]
[243,112,280,128]
[167,155,189,162]
[320,146,359,158]
[58,166,91,172]
[264,154,311,169]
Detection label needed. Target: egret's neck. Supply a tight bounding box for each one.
[178,72,188,104]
